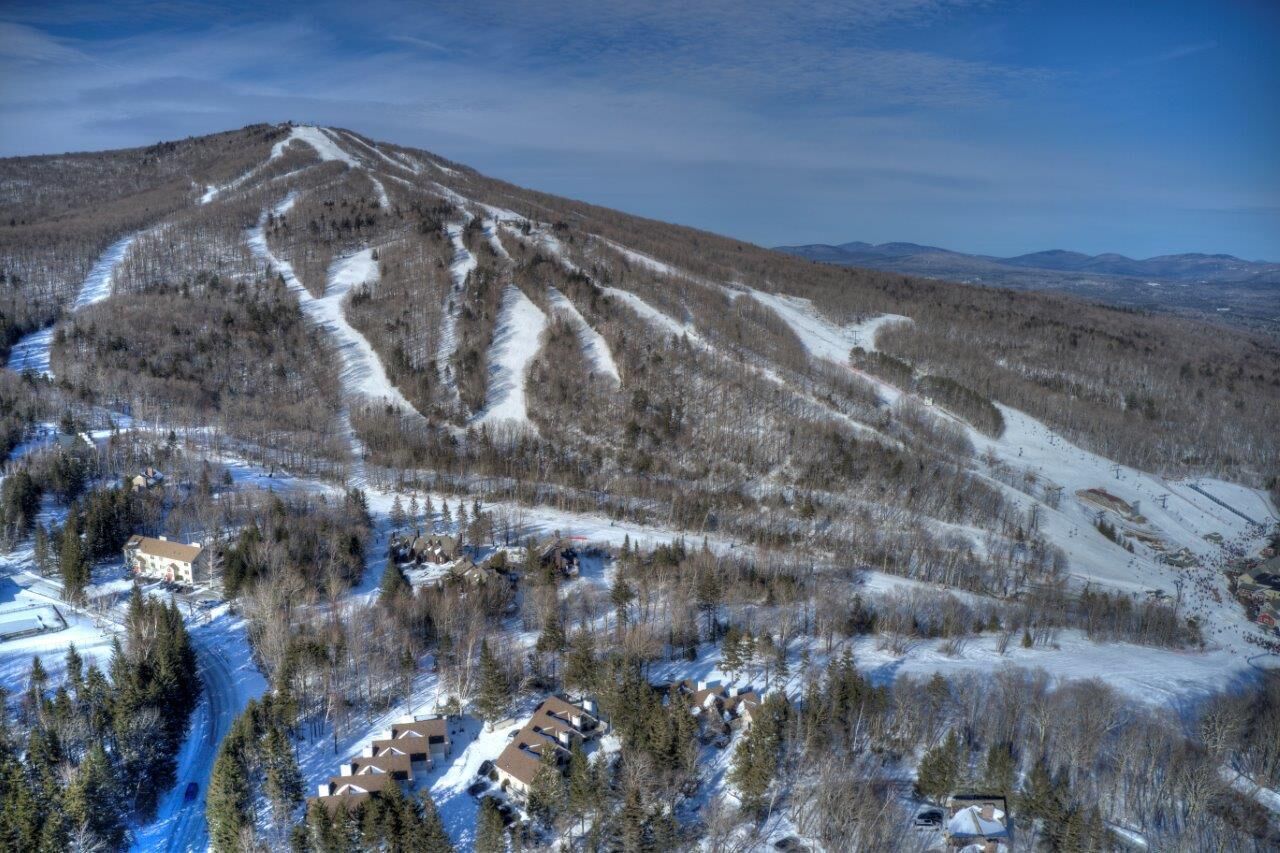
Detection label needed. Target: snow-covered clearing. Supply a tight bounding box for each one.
[5,326,53,376]
[5,232,139,378]
[270,125,359,167]
[546,286,621,385]
[748,288,910,360]
[602,286,700,341]
[246,195,372,485]
[367,175,391,209]
[475,285,548,428]
[308,249,422,415]
[75,233,138,309]
[596,235,686,279]
[482,218,511,261]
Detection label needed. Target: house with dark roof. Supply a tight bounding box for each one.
[494,696,606,798]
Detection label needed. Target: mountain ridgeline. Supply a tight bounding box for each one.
[776,239,1280,333]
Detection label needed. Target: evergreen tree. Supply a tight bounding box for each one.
[728,693,789,816]
[389,495,406,531]
[58,512,90,604]
[915,729,962,803]
[207,730,252,852]
[63,742,123,850]
[264,724,304,835]
[475,641,509,727]
[562,631,597,696]
[475,795,506,853]
[525,746,566,825]
[982,741,1017,801]
[379,559,410,605]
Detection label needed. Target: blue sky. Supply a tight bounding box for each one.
[1,0,1277,259]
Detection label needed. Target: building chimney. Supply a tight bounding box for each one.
[340,763,353,776]
[318,783,332,797]
[981,803,995,821]
[362,745,375,758]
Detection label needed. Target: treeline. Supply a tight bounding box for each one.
[916,374,1005,437]
[0,589,200,851]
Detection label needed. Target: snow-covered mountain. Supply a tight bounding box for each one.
[2,123,1278,852]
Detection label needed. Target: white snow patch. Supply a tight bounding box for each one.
[482,218,511,261]
[546,286,621,385]
[270,125,360,167]
[367,175,391,209]
[475,285,547,428]
[75,234,137,310]
[602,286,699,341]
[6,233,138,378]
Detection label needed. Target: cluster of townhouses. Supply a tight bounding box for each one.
[311,716,453,812]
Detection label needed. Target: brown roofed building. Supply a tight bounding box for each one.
[494,696,606,798]
[342,750,414,782]
[123,534,208,585]
[312,771,397,813]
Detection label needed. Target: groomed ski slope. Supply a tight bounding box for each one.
[546,286,621,385]
[202,125,360,205]
[475,285,547,428]
[74,233,137,310]
[5,232,139,377]
[752,289,1279,655]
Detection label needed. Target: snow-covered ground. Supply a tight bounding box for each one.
[474,285,547,428]
[5,232,140,378]
[310,248,421,415]
[5,326,53,375]
[246,194,372,485]
[602,286,701,342]
[546,287,621,385]
[748,289,910,360]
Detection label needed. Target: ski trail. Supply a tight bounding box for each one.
[436,222,476,410]
[339,131,418,175]
[367,175,391,209]
[601,286,700,342]
[475,285,547,428]
[547,287,621,385]
[482,218,511,261]
[74,234,137,309]
[5,328,53,376]
[315,249,422,416]
[245,194,370,487]
[6,232,139,377]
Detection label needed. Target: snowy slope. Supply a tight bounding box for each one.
[316,249,421,414]
[5,232,139,378]
[245,195,373,485]
[602,286,700,342]
[546,286,621,385]
[437,222,478,407]
[74,233,137,309]
[475,285,548,427]
[5,327,53,376]
[749,288,910,358]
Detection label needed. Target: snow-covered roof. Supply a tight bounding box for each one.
[947,804,1008,838]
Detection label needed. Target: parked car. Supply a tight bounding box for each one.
[467,781,488,797]
[914,808,943,827]
[477,760,494,777]
[184,782,200,802]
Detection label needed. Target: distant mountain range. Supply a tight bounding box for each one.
[773,240,1280,332]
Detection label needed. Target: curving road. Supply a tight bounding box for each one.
[157,636,238,853]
